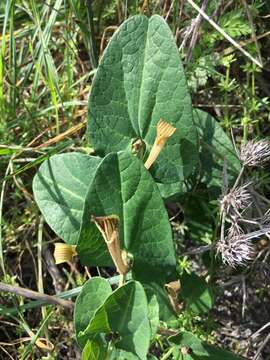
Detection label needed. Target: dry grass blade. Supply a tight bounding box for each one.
[34,120,86,149]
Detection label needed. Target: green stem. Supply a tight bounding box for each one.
[224,65,230,130]
[160,347,174,360]
[243,70,250,143]
[1,273,132,317]
[86,0,98,69]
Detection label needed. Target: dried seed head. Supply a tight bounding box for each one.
[216,237,255,268]
[240,140,270,167]
[54,243,77,265]
[227,222,244,238]
[217,227,270,268]
[220,183,252,217]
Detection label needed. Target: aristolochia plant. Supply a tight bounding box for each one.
[33,15,241,360]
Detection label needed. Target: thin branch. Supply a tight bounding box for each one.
[0,282,74,308]
[182,244,212,256]
[252,322,270,340]
[186,0,210,61]
[254,332,270,360]
[185,0,263,68]
[220,30,270,58]
[241,0,262,65]
[85,0,98,69]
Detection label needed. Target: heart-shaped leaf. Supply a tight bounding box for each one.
[77,151,176,283]
[74,277,112,348]
[33,153,101,244]
[79,281,151,360]
[88,15,198,193]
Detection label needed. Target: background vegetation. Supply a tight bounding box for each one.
[1,0,270,359]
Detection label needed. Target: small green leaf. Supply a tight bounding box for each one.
[79,281,151,360]
[148,295,159,338]
[77,151,176,283]
[180,272,213,314]
[144,282,177,322]
[74,277,112,348]
[169,331,243,360]
[169,331,209,357]
[199,344,243,359]
[33,153,102,244]
[88,15,198,195]
[193,109,241,198]
[82,338,108,360]
[109,349,140,360]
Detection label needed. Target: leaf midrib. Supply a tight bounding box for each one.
[137,18,150,138]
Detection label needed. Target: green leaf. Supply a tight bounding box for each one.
[147,295,159,338]
[82,338,108,360]
[180,272,213,314]
[144,283,177,322]
[157,181,184,201]
[193,109,241,198]
[109,349,140,360]
[198,344,243,359]
[184,190,215,244]
[169,331,209,357]
[33,153,101,244]
[88,15,198,193]
[74,277,112,348]
[169,331,243,360]
[79,281,151,360]
[77,151,176,283]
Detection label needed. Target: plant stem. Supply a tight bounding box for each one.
[1,274,130,316]
[224,64,230,130]
[160,347,174,360]
[0,282,74,308]
[119,273,126,287]
[231,165,245,191]
[86,0,98,69]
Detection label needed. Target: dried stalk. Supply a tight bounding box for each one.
[0,282,73,308]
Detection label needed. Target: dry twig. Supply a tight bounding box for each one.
[0,282,74,308]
